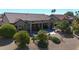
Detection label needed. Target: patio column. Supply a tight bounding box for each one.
[48,22,50,29]
[38,23,41,28]
[30,22,32,34]
[41,23,43,29]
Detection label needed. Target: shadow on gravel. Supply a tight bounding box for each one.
[15,45,29,50]
[37,41,48,50]
[0,38,13,46]
[59,32,74,38]
[38,47,48,50]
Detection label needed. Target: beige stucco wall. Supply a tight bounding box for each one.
[15,20,28,31]
[2,15,29,31]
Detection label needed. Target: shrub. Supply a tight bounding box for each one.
[72,18,79,35]
[37,30,48,41]
[0,23,16,38]
[13,31,30,48]
[55,20,70,32]
[36,30,48,49]
[51,36,61,44]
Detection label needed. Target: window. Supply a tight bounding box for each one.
[18,25,22,30]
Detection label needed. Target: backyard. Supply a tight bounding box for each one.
[0,10,79,50]
[0,32,79,50]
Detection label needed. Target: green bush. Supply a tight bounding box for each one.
[0,23,16,38]
[13,31,30,48]
[33,30,48,49]
[37,30,48,41]
[55,20,70,32]
[51,37,61,44]
[72,18,79,35]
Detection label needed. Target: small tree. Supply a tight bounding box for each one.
[13,31,30,48]
[55,20,70,32]
[75,11,79,17]
[51,9,56,13]
[34,30,48,49]
[0,23,16,38]
[64,11,74,17]
[72,17,79,35]
[37,30,48,41]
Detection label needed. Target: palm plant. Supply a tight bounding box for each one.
[51,9,56,13]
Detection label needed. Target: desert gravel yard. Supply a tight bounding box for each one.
[28,33,79,50]
[48,37,79,50]
[0,33,79,50]
[0,41,17,50]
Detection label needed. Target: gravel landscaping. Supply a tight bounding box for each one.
[0,33,79,50]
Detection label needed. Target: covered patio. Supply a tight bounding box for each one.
[28,20,53,35]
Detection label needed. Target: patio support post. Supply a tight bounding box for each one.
[30,22,32,34]
[38,23,40,28]
[41,23,43,30]
[48,22,50,29]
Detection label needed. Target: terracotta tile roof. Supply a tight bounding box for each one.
[53,14,65,20]
[4,12,50,23]
[53,14,74,20]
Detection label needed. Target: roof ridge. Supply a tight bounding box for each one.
[4,12,48,15]
[53,14,64,15]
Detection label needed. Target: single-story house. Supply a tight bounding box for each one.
[1,13,54,34]
[0,12,74,34]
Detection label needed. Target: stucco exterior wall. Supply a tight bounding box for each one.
[15,20,28,31]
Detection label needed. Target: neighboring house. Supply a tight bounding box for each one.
[50,14,65,20]
[64,15,74,22]
[50,14,74,21]
[53,14,65,20]
[0,14,3,25]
